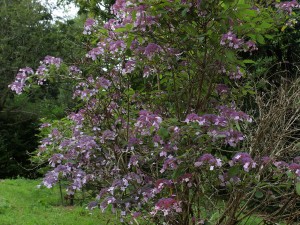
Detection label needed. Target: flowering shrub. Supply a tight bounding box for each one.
[10,0,300,224]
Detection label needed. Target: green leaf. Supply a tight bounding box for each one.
[259,22,272,29]
[243,59,255,64]
[296,182,300,196]
[256,34,265,44]
[228,166,240,177]
[158,127,169,139]
[264,34,274,40]
[114,27,127,33]
[235,121,241,131]
[255,190,264,199]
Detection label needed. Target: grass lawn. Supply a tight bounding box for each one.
[0,179,114,225]
[0,179,288,225]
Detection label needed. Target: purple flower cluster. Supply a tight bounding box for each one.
[9,67,33,94]
[220,31,244,49]
[228,66,243,79]
[216,84,230,95]
[69,65,82,75]
[83,18,97,35]
[276,0,300,14]
[185,113,227,127]
[73,76,112,100]
[218,105,252,122]
[220,32,258,52]
[144,43,162,59]
[152,198,182,216]
[229,152,256,172]
[43,55,62,68]
[194,153,222,170]
[135,110,162,135]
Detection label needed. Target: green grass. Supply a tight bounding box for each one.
[0,179,115,225]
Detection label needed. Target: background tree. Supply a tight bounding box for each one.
[0,0,84,178]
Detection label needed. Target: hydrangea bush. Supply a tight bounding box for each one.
[11,0,300,224]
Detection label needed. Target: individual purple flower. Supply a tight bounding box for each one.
[69,110,85,125]
[194,153,222,170]
[143,66,156,78]
[49,154,64,167]
[185,113,200,123]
